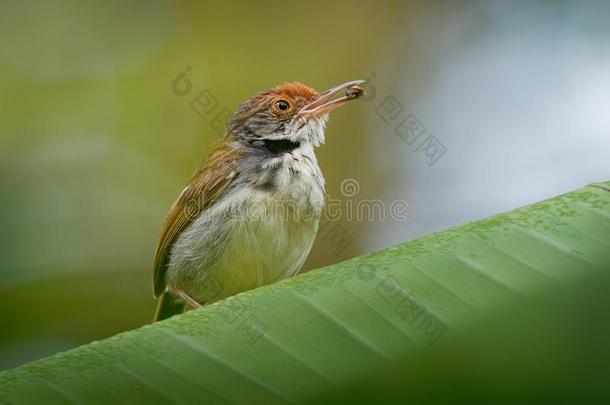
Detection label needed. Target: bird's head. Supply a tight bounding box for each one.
[228,80,364,150]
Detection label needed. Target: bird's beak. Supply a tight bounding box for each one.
[297,80,365,120]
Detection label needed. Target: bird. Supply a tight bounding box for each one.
[152,80,364,322]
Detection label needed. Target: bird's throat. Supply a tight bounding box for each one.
[263,138,300,154]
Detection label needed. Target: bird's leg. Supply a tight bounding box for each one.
[177,289,202,308]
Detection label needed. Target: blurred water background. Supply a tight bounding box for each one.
[1,0,608,370]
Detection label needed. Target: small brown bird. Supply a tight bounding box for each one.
[152,80,364,322]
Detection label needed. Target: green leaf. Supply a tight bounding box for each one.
[1,181,609,404]
[307,264,610,404]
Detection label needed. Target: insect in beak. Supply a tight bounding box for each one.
[297,80,365,121]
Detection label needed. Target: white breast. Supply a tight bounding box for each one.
[167,146,325,304]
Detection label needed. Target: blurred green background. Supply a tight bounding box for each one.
[1,0,609,370]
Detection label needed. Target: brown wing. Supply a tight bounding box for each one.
[152,136,242,297]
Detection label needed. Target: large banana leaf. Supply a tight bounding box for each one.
[308,259,610,404]
[1,181,609,404]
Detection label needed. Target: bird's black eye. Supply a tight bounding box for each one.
[276,100,289,111]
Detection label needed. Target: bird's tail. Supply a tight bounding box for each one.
[153,292,185,322]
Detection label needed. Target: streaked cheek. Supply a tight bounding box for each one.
[246,114,285,137]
